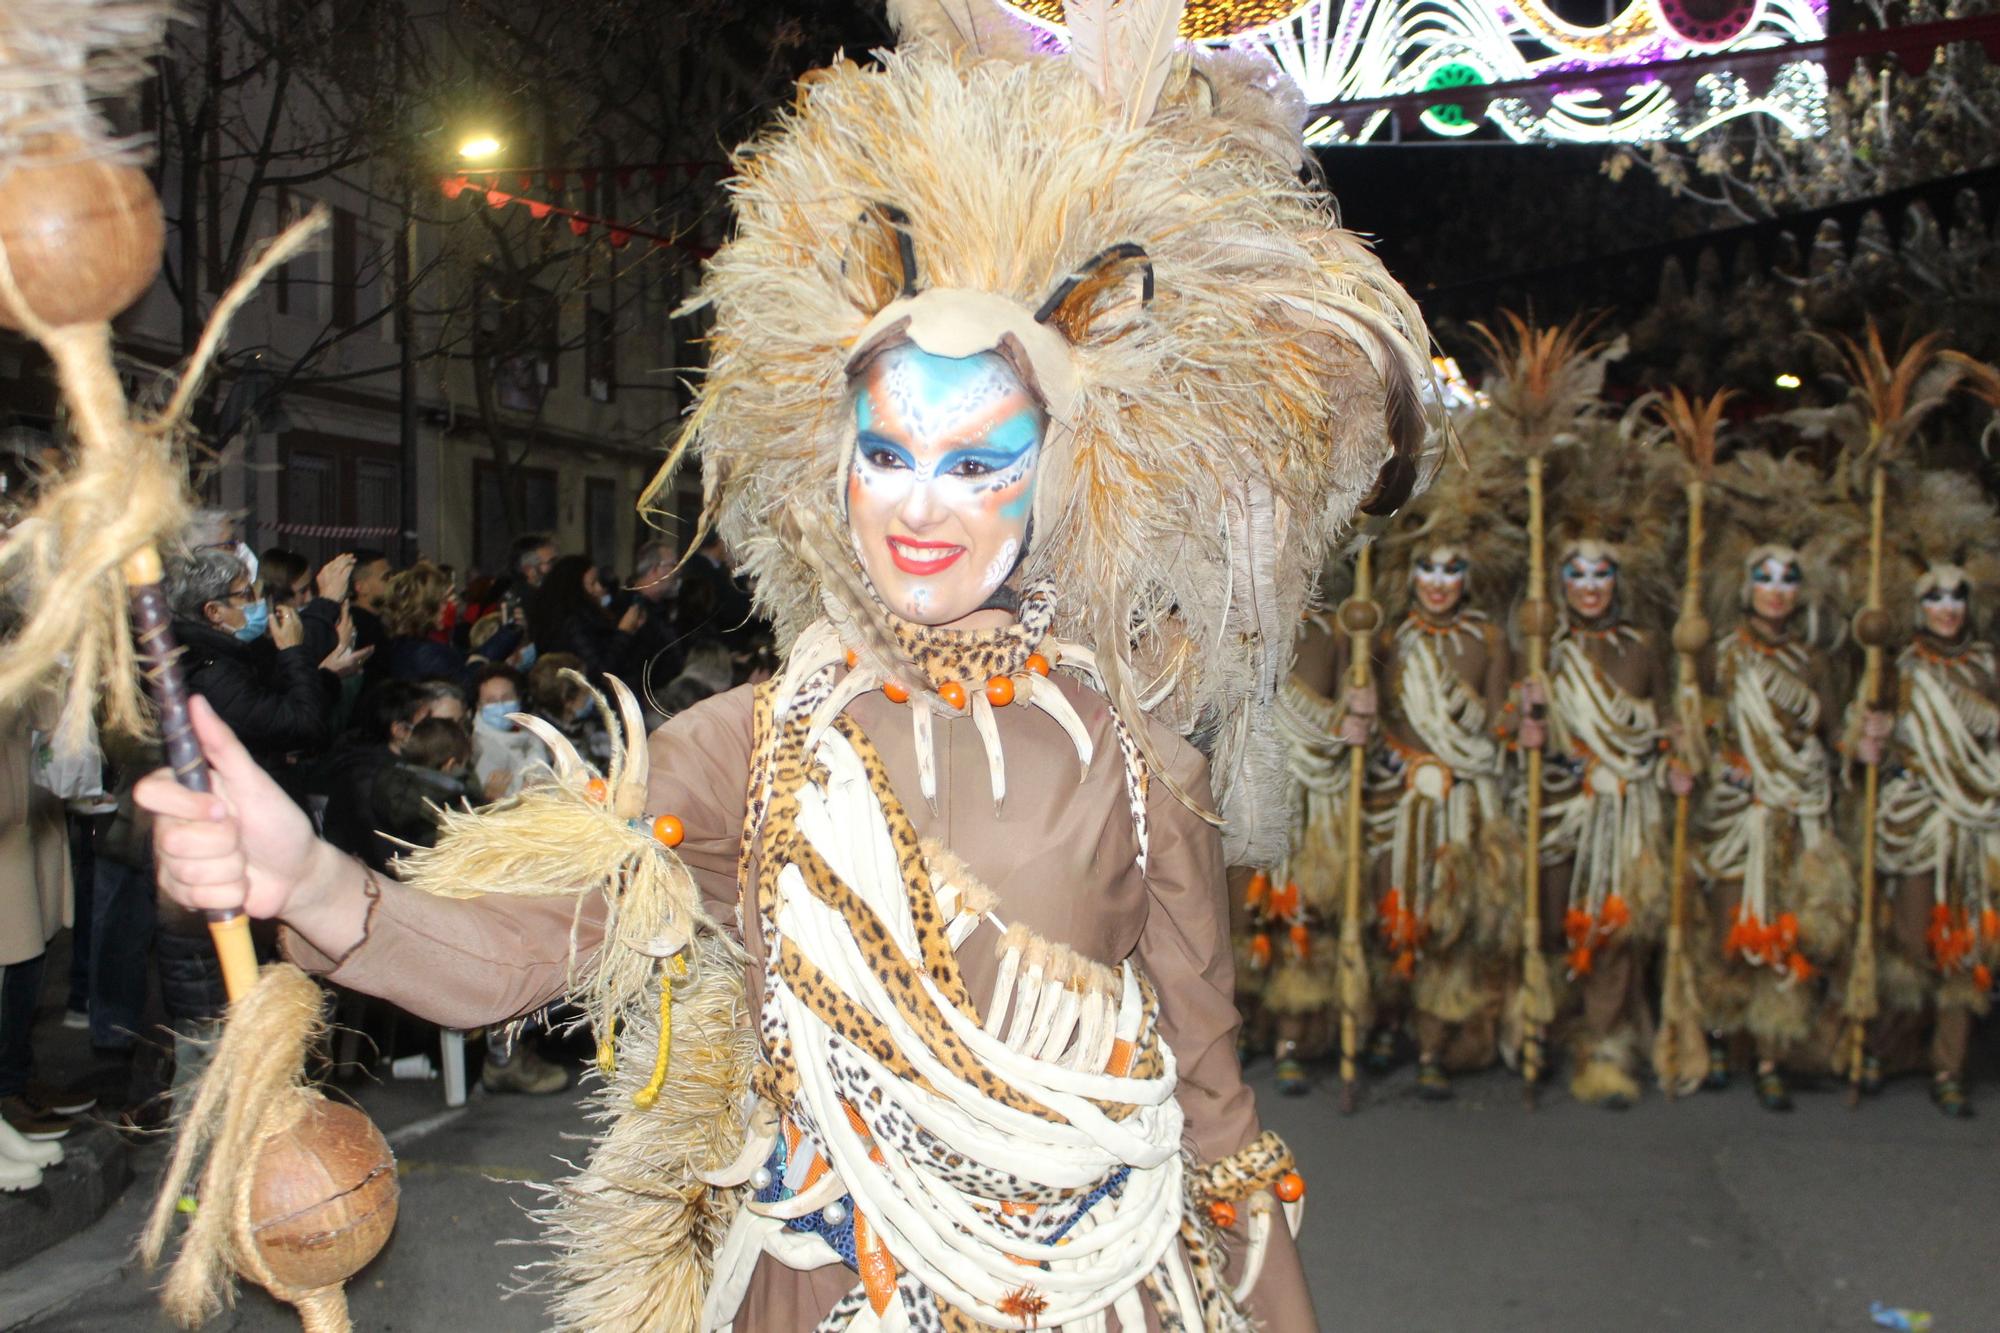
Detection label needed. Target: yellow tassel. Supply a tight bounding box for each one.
[595,1013,618,1078]
[632,955,687,1111]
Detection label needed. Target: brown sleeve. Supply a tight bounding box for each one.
[281,686,759,1025]
[280,882,603,1029]
[1137,734,1319,1328]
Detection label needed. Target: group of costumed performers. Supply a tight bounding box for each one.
[138,1,1442,1329]
[1234,327,2000,1121]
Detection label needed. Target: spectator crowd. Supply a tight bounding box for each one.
[0,507,771,1157]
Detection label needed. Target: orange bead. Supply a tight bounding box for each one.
[1274,1172,1305,1204]
[584,777,609,802]
[1208,1199,1238,1229]
[1246,872,1270,909]
[1249,934,1272,969]
[845,649,858,667]
[939,680,968,711]
[985,675,1016,707]
[652,814,685,848]
[1025,652,1051,677]
[1289,922,1311,959]
[1974,964,1993,992]
[882,681,910,704]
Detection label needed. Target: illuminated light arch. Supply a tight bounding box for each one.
[1004,0,1315,41]
[1249,0,1828,144]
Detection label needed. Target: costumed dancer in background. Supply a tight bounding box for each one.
[1237,567,1375,1097]
[1533,440,1680,1108]
[1368,446,1524,1101]
[1694,452,1860,1112]
[1856,472,2000,1118]
[135,2,1438,1328]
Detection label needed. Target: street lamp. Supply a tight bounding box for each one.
[458,134,502,161]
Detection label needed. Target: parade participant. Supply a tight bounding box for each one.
[1238,585,1374,1096]
[1368,449,1524,1101]
[137,3,1435,1328]
[1858,472,2000,1118]
[1533,445,1678,1108]
[1696,451,1859,1112]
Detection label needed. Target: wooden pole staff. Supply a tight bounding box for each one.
[1336,539,1379,1115]
[1657,474,1710,1097]
[1518,455,1556,1103]
[1844,459,1890,1105]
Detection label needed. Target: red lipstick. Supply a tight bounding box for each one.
[888,536,964,577]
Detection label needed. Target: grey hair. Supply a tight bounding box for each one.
[168,548,247,621]
[188,507,240,549]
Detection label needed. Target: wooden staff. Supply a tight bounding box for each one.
[1518,455,1556,1102]
[1657,474,1711,1097]
[126,547,260,999]
[1336,539,1379,1115]
[1844,458,1891,1105]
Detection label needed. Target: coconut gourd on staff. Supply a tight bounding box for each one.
[137,0,1440,1328]
[0,5,397,1332]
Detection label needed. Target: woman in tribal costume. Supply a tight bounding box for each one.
[1858,472,2000,1118]
[1236,605,1371,1096]
[135,3,1438,1329]
[1531,445,1679,1108]
[1365,457,1526,1101]
[1695,452,1859,1113]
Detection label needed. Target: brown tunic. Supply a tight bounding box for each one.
[283,675,1313,1330]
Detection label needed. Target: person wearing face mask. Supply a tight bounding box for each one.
[129,12,1440,1327]
[1694,452,1863,1112]
[166,548,332,772]
[1529,449,1682,1110]
[470,664,545,801]
[1853,473,2000,1118]
[1368,455,1526,1103]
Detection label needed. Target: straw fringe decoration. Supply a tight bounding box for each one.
[139,964,395,1333]
[0,211,326,749]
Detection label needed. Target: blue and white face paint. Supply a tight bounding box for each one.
[1412,545,1469,617]
[1745,547,1804,625]
[846,342,1045,625]
[1560,541,1618,622]
[1917,563,1970,640]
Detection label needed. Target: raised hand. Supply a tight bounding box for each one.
[137,697,329,921]
[316,551,357,602]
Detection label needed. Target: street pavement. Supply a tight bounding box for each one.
[2,1052,1992,1332]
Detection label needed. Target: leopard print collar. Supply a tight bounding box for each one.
[882,580,1059,690]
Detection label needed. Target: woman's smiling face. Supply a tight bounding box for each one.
[846,343,1044,626]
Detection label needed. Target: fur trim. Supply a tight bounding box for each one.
[1744,977,1813,1046]
[1415,953,1493,1025]
[660,38,1435,867]
[1471,818,1525,952]
[1794,834,1857,963]
[1876,943,1932,1013]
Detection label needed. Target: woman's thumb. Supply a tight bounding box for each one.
[188,696,262,789]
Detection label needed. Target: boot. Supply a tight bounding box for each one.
[481,1045,569,1096]
[1931,1076,1973,1119]
[0,1116,63,1168]
[1415,1057,1452,1102]
[1754,1067,1792,1112]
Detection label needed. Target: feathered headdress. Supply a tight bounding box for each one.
[1702,450,1863,644]
[1878,469,2000,641]
[1542,422,1680,632]
[652,0,1436,864]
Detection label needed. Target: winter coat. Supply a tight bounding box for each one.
[0,703,71,965]
[172,619,331,771]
